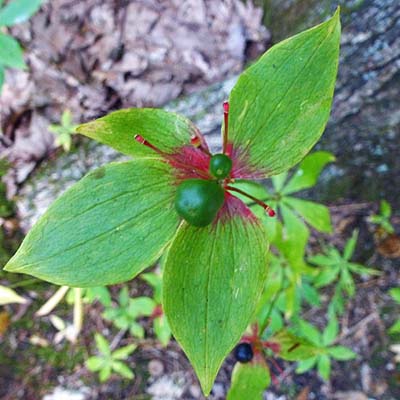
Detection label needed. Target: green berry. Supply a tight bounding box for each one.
[174,179,225,227]
[209,153,232,179]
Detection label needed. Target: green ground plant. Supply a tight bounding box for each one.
[4,10,359,397]
[0,0,43,93]
[48,110,78,152]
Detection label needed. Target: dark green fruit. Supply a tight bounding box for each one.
[209,153,232,179]
[174,179,225,227]
[234,343,253,363]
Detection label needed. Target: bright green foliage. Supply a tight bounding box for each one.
[295,316,356,380]
[368,200,395,234]
[269,330,320,361]
[4,11,342,395]
[0,32,25,69]
[49,110,78,152]
[209,153,233,179]
[174,179,225,227]
[141,272,171,346]
[0,0,44,92]
[163,217,269,394]
[86,333,136,382]
[4,159,181,286]
[77,108,198,158]
[389,288,400,334]
[228,10,340,177]
[227,362,271,400]
[309,230,380,315]
[0,0,43,26]
[103,287,156,338]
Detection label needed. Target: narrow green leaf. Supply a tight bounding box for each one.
[343,230,358,260]
[227,362,271,400]
[284,197,332,233]
[0,33,26,68]
[348,263,380,276]
[77,108,198,158]
[278,204,309,267]
[86,356,104,372]
[318,354,331,380]
[154,314,172,347]
[283,151,335,194]
[163,217,269,395]
[271,330,320,361]
[389,288,400,304]
[389,320,400,334]
[308,254,338,267]
[112,344,137,360]
[328,345,356,360]
[112,361,135,379]
[228,11,340,177]
[128,297,156,317]
[4,159,180,287]
[0,0,42,26]
[380,200,392,218]
[296,357,317,373]
[298,320,321,346]
[313,265,339,288]
[322,314,338,346]
[99,365,112,382]
[95,333,110,356]
[271,172,288,192]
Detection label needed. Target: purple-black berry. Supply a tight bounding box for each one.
[234,342,253,363]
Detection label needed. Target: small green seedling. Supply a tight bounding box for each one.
[48,110,78,152]
[141,272,171,346]
[102,287,156,339]
[295,316,356,380]
[368,200,395,234]
[309,230,380,315]
[86,333,136,382]
[0,0,44,92]
[388,288,400,334]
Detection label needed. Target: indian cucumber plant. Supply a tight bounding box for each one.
[5,10,342,396]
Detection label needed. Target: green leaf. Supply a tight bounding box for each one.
[4,159,180,286]
[0,33,26,68]
[283,151,335,194]
[95,333,110,356]
[389,288,400,304]
[271,172,288,192]
[112,344,137,360]
[318,354,331,380]
[328,345,356,360]
[84,287,112,307]
[112,361,135,379]
[163,217,269,395]
[0,0,42,26]
[284,197,332,233]
[340,268,355,297]
[296,357,317,373]
[313,265,339,288]
[128,297,156,317]
[77,108,198,158]
[389,320,400,334]
[278,204,309,267]
[322,314,338,346]
[0,284,26,305]
[129,322,145,339]
[298,320,321,346]
[228,11,340,177]
[154,314,171,347]
[99,365,112,382]
[271,330,320,361]
[227,362,271,400]
[380,200,392,218]
[343,230,358,260]
[86,356,104,372]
